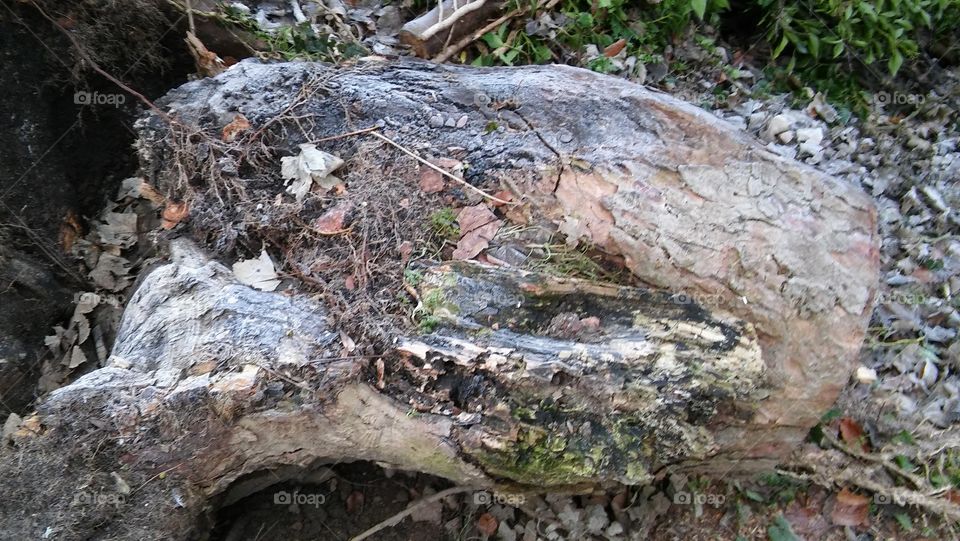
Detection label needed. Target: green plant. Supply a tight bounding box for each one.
[428,208,460,240]
[472,0,729,69]
[760,0,957,77]
[222,7,365,61]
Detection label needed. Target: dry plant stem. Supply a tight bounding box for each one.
[185,0,195,35]
[420,0,488,41]
[310,125,382,143]
[776,467,960,521]
[367,131,512,205]
[433,0,560,63]
[349,486,475,541]
[823,431,926,490]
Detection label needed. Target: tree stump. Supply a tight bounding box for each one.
[0,59,879,539]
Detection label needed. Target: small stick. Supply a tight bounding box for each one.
[420,0,487,41]
[310,125,382,143]
[368,131,512,205]
[349,485,475,541]
[185,0,196,35]
[131,463,185,495]
[433,0,560,63]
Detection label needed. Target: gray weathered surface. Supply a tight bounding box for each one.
[0,60,880,540]
[140,59,879,464]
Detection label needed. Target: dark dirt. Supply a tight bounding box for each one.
[211,462,458,541]
[0,1,193,417]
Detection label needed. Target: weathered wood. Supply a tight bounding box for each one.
[0,239,762,538]
[0,60,879,539]
[137,59,877,466]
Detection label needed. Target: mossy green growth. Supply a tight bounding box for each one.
[471,407,654,486]
[415,281,460,332]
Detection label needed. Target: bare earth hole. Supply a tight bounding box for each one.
[209,462,457,541]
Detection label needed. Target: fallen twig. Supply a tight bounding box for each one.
[349,485,475,541]
[776,466,960,521]
[368,131,512,205]
[433,0,560,63]
[420,0,487,41]
[822,430,926,490]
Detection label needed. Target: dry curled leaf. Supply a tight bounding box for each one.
[829,488,869,527]
[375,358,385,389]
[161,201,189,230]
[221,114,251,142]
[418,167,445,194]
[838,417,869,452]
[604,38,627,57]
[476,512,498,536]
[281,144,345,201]
[453,204,501,261]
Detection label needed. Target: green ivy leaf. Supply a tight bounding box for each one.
[888,50,903,74]
[482,32,503,48]
[808,34,820,58]
[773,35,789,58]
[767,515,800,541]
[691,0,708,19]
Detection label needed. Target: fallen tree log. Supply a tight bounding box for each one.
[0,59,879,539]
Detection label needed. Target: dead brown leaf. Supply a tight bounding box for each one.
[185,31,225,77]
[839,417,869,452]
[398,240,413,266]
[375,358,385,390]
[59,209,82,253]
[418,167,445,194]
[476,512,498,536]
[604,38,627,57]
[452,204,501,260]
[221,114,251,142]
[829,488,869,527]
[490,190,514,207]
[161,201,189,230]
[346,490,364,515]
[313,202,352,234]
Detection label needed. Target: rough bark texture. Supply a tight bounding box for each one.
[138,58,878,464]
[0,59,879,539]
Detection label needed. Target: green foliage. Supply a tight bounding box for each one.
[473,0,729,68]
[221,8,365,62]
[760,0,956,77]
[466,0,958,100]
[767,515,801,541]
